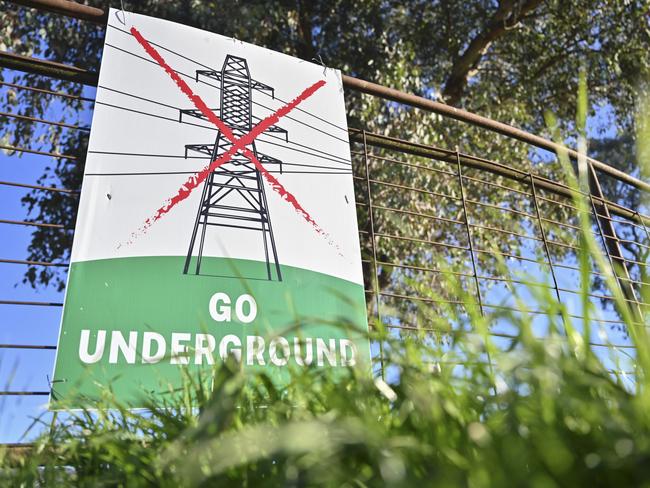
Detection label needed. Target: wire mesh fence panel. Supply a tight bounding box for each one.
[350,131,648,382]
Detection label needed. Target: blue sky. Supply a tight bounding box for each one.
[0,84,95,442]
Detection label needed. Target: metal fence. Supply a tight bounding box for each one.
[351,130,647,370]
[1,0,649,442]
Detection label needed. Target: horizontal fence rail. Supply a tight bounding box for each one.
[1,0,648,447]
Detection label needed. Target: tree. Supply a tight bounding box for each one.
[1,0,648,318]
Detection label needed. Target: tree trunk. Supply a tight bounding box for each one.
[441,0,544,106]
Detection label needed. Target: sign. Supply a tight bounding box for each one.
[52,9,369,408]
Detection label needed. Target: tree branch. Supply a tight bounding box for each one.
[294,0,316,61]
[441,0,544,106]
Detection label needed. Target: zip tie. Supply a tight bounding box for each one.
[312,54,328,76]
[117,0,127,26]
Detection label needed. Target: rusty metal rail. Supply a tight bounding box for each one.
[0,80,95,102]
[0,51,99,85]
[343,77,650,193]
[0,179,79,194]
[10,0,106,23]
[0,344,56,349]
[0,300,64,306]
[0,144,78,160]
[0,110,90,131]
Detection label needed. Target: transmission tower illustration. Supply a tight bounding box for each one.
[180,55,287,281]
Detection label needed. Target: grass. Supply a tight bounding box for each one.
[2,83,650,486]
[3,285,650,486]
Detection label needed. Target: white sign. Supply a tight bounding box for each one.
[52,9,369,407]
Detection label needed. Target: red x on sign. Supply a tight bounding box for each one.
[129,26,329,242]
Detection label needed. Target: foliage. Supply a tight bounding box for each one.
[1,1,649,293]
[2,327,650,487]
[2,271,650,485]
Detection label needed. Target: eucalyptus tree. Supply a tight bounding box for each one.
[1,0,648,321]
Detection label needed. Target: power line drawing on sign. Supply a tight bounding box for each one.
[181,55,287,281]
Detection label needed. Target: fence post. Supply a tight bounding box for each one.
[587,163,643,322]
[362,130,385,379]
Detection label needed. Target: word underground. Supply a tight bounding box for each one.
[77,292,358,367]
